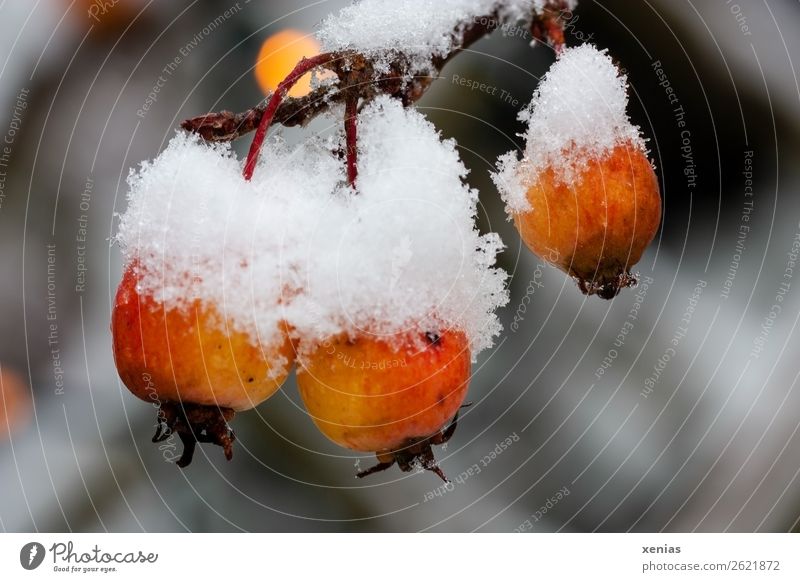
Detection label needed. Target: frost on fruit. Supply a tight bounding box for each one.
[317,0,571,75]
[491,44,647,213]
[117,98,508,362]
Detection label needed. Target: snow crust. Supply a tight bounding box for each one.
[117,97,508,358]
[492,44,646,213]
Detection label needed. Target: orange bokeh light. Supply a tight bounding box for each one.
[255,30,325,98]
[0,366,31,439]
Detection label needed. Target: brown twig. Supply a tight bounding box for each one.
[344,92,358,187]
[182,1,570,144]
[181,87,331,142]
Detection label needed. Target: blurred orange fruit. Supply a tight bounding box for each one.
[0,366,31,439]
[255,30,325,98]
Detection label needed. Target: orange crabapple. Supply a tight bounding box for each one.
[512,141,661,299]
[296,329,471,481]
[111,264,295,466]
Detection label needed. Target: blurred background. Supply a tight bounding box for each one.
[1,0,799,532]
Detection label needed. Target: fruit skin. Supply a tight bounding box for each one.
[513,142,661,298]
[297,331,470,454]
[111,266,294,412]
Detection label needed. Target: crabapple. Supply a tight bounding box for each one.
[111,265,295,466]
[296,330,471,480]
[512,141,661,299]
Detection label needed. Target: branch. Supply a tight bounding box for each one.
[344,92,359,187]
[181,1,570,143]
[181,87,331,142]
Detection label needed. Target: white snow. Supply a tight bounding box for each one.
[491,44,646,213]
[117,97,508,359]
[116,132,339,354]
[316,0,561,74]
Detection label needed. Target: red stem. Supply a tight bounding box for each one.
[243,52,335,181]
[344,93,358,187]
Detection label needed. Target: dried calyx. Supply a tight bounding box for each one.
[153,403,236,468]
[357,411,464,482]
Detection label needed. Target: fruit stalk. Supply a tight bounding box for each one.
[344,92,358,187]
[186,2,570,144]
[243,52,336,181]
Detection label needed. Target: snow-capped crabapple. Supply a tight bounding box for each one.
[296,330,471,480]
[513,141,661,299]
[111,265,295,466]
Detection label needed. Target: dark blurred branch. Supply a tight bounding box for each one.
[181,0,570,143]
